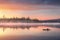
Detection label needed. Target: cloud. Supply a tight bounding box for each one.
[0,0,60,5]
[0,0,60,10]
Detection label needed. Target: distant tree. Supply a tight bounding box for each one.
[3,15,6,19]
[26,17,31,20]
[20,17,26,20]
[33,18,40,22]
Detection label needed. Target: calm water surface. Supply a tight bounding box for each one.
[0,23,60,40]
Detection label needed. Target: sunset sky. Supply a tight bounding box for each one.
[0,0,60,20]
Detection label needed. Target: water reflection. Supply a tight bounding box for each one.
[0,25,60,32]
[0,25,58,34]
[0,25,39,32]
[0,25,60,40]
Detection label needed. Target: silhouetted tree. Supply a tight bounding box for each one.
[26,17,31,20]
[20,17,26,20]
[33,18,40,22]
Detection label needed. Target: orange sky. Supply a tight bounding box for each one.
[0,3,60,20]
[0,3,41,10]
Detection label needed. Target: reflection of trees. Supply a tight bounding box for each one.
[1,25,60,32]
[0,25,39,32]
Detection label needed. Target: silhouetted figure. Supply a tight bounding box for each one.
[43,28,50,31]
